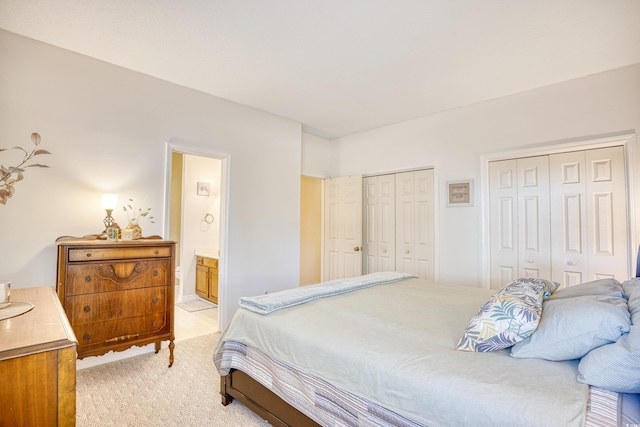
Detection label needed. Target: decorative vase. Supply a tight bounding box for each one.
[128,224,142,240]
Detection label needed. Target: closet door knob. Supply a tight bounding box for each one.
[567,260,576,266]
[354,247,360,252]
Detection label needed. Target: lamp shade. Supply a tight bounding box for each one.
[101,193,119,210]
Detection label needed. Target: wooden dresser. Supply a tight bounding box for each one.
[0,286,77,427]
[56,238,176,366]
[195,255,218,304]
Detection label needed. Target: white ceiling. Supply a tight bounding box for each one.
[1,1,639,139]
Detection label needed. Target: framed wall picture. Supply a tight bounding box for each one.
[197,181,210,196]
[447,180,473,207]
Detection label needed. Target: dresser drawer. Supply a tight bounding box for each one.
[68,246,172,262]
[73,311,169,348]
[66,260,170,295]
[197,256,218,269]
[66,286,168,324]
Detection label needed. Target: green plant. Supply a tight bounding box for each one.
[123,198,155,225]
[0,133,51,205]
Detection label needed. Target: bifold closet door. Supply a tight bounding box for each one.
[363,174,396,274]
[363,169,435,280]
[395,169,435,280]
[490,146,628,289]
[549,146,628,286]
[489,156,550,288]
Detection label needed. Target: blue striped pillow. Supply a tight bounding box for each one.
[577,279,640,393]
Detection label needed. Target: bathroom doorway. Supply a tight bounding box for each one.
[165,141,229,334]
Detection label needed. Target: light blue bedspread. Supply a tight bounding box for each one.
[238,271,415,314]
[216,277,590,427]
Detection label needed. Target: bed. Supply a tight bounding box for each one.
[213,272,640,427]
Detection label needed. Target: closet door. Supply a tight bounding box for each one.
[363,174,396,274]
[550,146,628,285]
[395,169,435,279]
[517,156,551,280]
[489,157,550,288]
[489,159,519,288]
[490,146,628,289]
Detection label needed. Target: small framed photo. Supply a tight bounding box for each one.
[197,182,210,196]
[447,180,473,207]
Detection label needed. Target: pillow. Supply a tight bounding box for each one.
[546,278,623,301]
[510,295,630,361]
[622,278,640,323]
[542,280,560,299]
[578,328,640,393]
[456,278,551,352]
[577,278,640,393]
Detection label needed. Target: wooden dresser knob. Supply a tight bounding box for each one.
[86,253,92,258]
[84,275,92,282]
[152,296,159,304]
[152,270,158,277]
[83,305,91,313]
[83,333,90,341]
[154,250,159,255]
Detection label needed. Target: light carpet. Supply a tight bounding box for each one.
[76,333,269,427]
[176,299,218,312]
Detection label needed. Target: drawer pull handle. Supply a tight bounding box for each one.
[153,270,158,277]
[154,250,159,255]
[152,321,157,327]
[86,253,92,258]
[85,275,92,283]
[104,333,140,344]
[152,296,159,304]
[83,333,90,341]
[83,305,91,313]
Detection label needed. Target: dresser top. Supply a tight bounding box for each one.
[57,238,174,247]
[0,287,77,361]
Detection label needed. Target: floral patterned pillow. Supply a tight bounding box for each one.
[456,278,555,352]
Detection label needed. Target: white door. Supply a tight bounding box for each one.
[550,146,628,286]
[363,174,396,274]
[489,159,519,287]
[517,156,551,280]
[324,175,363,280]
[395,169,435,279]
[490,146,628,289]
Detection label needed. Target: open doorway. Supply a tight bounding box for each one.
[165,141,229,335]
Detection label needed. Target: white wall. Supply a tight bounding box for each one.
[336,63,640,287]
[301,132,334,178]
[0,30,301,327]
[181,154,221,300]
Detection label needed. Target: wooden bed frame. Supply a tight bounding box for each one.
[221,369,321,427]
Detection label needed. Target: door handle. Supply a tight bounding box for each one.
[354,247,361,252]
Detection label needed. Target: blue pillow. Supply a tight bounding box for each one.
[577,279,640,393]
[546,278,623,301]
[511,295,630,361]
[623,278,640,323]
